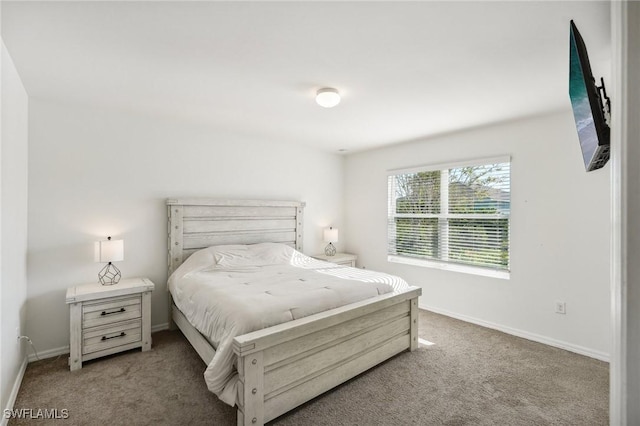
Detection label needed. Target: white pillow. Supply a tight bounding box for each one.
[209,243,295,268]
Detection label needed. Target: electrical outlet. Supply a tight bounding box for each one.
[555,301,567,315]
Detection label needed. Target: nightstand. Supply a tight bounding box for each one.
[312,252,357,267]
[66,277,154,371]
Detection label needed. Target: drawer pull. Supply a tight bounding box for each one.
[101,332,126,341]
[101,308,126,316]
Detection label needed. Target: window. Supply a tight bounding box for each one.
[387,157,511,277]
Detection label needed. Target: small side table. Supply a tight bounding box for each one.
[66,277,154,371]
[312,252,357,267]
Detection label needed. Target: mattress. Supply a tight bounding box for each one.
[168,243,409,406]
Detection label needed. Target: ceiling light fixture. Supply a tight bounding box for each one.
[316,88,340,108]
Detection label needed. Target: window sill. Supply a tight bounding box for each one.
[387,255,510,280]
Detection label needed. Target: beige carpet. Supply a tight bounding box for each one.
[10,310,608,425]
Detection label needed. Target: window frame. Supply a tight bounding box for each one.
[387,155,511,279]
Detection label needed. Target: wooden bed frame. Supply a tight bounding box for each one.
[166,198,421,425]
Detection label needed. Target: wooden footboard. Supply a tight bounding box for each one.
[233,287,421,425]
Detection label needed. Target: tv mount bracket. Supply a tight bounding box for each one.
[596,77,611,125]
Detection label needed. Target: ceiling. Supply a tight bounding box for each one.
[1,1,611,153]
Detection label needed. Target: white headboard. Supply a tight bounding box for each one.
[166,198,305,276]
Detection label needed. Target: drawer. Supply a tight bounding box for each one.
[82,295,141,329]
[82,319,142,355]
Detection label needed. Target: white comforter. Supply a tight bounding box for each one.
[168,243,408,406]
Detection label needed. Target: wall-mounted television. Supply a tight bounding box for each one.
[569,20,610,172]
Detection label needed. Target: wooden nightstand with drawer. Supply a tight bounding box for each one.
[66,277,154,371]
[312,252,357,267]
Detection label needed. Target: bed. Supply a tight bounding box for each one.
[166,198,422,425]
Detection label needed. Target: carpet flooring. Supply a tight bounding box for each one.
[10,310,608,425]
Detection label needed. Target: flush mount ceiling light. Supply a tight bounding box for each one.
[316,88,341,108]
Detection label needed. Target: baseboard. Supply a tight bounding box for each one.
[420,303,610,362]
[1,356,28,426]
[151,322,169,333]
[27,345,69,363]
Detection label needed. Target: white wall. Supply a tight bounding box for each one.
[27,98,345,354]
[1,40,29,412]
[344,110,611,359]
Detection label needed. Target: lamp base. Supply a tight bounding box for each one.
[99,262,121,286]
[324,242,336,256]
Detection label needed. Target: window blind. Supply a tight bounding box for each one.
[388,159,511,271]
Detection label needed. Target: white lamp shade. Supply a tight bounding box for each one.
[96,238,124,263]
[316,88,341,108]
[324,227,339,243]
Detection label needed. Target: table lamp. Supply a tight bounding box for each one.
[96,236,124,285]
[324,227,338,256]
